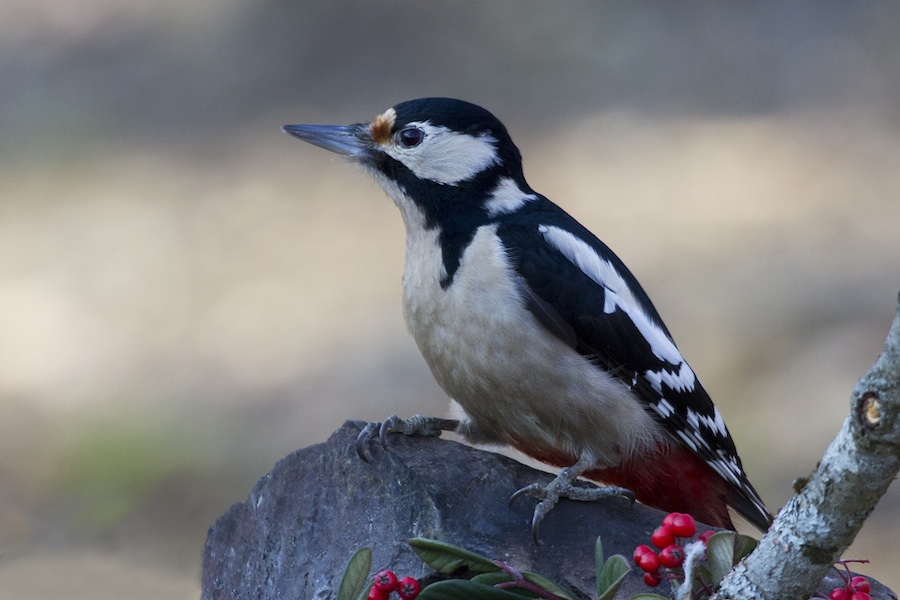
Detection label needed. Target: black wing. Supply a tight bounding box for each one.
[494,201,771,530]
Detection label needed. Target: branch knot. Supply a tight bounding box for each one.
[857,393,882,430]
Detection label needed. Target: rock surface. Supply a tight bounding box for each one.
[202,421,895,599]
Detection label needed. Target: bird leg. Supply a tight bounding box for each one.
[510,454,635,543]
[355,414,459,462]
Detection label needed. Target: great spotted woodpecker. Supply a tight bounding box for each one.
[283,98,772,535]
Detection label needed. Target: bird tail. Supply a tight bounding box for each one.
[585,444,768,531]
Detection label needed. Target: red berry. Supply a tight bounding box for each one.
[850,576,870,593]
[851,593,871,600]
[651,525,677,549]
[367,587,389,600]
[643,571,663,587]
[373,570,398,592]
[698,530,715,544]
[633,544,655,565]
[637,550,660,573]
[667,513,697,538]
[659,544,685,568]
[397,576,421,600]
[829,588,851,600]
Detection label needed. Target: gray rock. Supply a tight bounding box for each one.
[201,421,895,600]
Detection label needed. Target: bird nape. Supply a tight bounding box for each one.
[283,97,772,538]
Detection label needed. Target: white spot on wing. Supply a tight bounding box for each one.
[645,363,696,394]
[686,407,728,437]
[676,430,698,451]
[539,225,685,367]
[484,177,536,216]
[382,121,499,185]
[708,456,744,488]
[652,398,676,418]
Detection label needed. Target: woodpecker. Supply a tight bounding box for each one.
[283,98,772,534]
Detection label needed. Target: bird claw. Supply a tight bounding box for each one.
[355,415,459,462]
[355,421,382,462]
[510,463,635,543]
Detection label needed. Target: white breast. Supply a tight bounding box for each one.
[398,214,664,468]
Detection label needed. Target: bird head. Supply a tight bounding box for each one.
[283,98,529,202]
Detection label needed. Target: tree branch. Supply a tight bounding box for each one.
[712,292,900,599]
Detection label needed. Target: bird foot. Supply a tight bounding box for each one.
[510,459,634,543]
[354,414,459,462]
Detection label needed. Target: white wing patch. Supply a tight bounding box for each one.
[538,224,689,370]
[538,225,639,312]
[382,121,500,185]
[484,177,536,217]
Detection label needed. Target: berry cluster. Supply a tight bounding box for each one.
[828,574,871,600]
[369,570,420,600]
[633,512,708,588]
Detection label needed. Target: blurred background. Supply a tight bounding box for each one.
[2,1,899,597]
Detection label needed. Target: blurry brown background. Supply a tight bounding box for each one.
[2,2,899,598]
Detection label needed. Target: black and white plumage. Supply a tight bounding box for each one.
[283,98,772,533]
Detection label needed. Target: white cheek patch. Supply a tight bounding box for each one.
[384,122,500,185]
[484,177,536,216]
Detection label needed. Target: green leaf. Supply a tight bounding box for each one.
[521,570,576,600]
[732,532,758,562]
[694,563,714,590]
[702,532,757,592]
[470,570,573,599]
[594,538,630,600]
[594,536,605,576]
[704,532,736,585]
[408,538,500,574]
[596,554,630,600]
[408,539,572,599]
[470,572,513,586]
[337,547,372,600]
[354,582,374,600]
[595,538,604,599]
[417,579,532,600]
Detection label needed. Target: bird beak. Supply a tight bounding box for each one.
[282,123,372,159]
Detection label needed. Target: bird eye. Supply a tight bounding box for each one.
[397,127,425,148]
